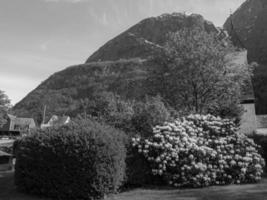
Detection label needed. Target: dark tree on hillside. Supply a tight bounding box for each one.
[0,90,11,127]
[148,28,252,119]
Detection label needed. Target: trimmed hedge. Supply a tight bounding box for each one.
[15,119,127,200]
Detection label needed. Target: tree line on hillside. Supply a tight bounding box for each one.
[12,28,252,127]
[0,90,11,128]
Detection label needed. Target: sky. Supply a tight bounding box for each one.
[0,0,245,105]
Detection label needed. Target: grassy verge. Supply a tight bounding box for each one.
[1,171,267,200]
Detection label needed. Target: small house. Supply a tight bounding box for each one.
[0,114,36,137]
[41,115,70,129]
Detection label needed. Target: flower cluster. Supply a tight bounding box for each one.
[132,114,265,188]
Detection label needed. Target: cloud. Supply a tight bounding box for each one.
[40,42,48,51]
[44,0,89,3]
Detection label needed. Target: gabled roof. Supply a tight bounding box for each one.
[2,114,36,131]
[7,114,16,120]
[14,118,35,126]
[41,115,70,129]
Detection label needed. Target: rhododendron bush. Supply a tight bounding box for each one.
[132,114,265,188]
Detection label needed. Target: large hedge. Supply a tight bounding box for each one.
[15,119,127,200]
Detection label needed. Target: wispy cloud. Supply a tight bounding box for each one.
[44,0,89,3]
[40,42,48,51]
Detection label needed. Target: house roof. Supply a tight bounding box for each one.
[4,114,36,131]
[7,114,35,126]
[7,114,16,120]
[14,118,35,126]
[53,116,70,126]
[42,115,70,128]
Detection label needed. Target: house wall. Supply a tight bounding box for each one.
[239,103,257,135]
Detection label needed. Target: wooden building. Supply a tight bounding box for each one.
[0,114,36,137]
[41,115,70,129]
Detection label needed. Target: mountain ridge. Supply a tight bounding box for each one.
[13,13,230,123]
[224,0,267,114]
[86,13,217,62]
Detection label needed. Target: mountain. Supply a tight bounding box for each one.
[86,13,217,62]
[224,0,267,114]
[13,13,219,124]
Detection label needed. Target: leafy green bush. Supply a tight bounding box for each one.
[125,145,153,186]
[123,96,172,186]
[15,119,127,200]
[251,134,267,172]
[81,94,172,138]
[125,143,165,187]
[78,94,172,188]
[133,114,265,188]
[131,96,171,138]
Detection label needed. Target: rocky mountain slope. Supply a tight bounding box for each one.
[86,13,217,62]
[13,13,221,123]
[224,0,267,63]
[224,0,267,114]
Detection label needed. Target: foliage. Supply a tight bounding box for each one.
[15,119,127,200]
[79,92,135,131]
[251,134,267,172]
[253,63,267,114]
[0,90,11,127]
[13,60,147,124]
[148,28,251,119]
[132,114,265,188]
[77,93,172,138]
[131,96,172,137]
[125,144,159,187]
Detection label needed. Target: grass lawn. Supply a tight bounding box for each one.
[1,171,267,200]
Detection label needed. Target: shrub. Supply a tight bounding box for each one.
[251,134,267,172]
[125,145,154,186]
[132,114,265,188]
[123,96,172,186]
[131,96,171,138]
[15,119,127,200]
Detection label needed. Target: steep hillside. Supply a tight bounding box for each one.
[86,13,217,62]
[224,0,267,63]
[224,0,267,114]
[13,13,221,123]
[14,59,149,124]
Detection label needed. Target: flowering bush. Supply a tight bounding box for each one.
[132,114,265,188]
